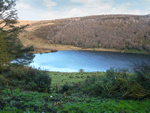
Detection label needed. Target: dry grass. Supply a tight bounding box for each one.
[0,20,55,32]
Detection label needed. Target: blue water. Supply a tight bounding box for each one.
[10,50,150,73]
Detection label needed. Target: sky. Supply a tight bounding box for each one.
[2,0,150,21]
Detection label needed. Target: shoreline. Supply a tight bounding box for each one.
[29,45,150,55]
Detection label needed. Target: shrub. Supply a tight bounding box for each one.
[86,75,90,78]
[83,74,120,98]
[23,67,44,85]
[81,75,84,78]
[88,76,98,84]
[82,67,150,100]
[69,75,74,78]
[132,71,150,91]
[105,67,130,79]
[79,69,84,73]
[60,84,72,93]
[22,67,52,93]
[3,66,26,81]
[105,67,117,78]
[25,81,38,90]
[81,76,107,96]
[75,75,80,78]
[128,60,150,91]
[34,74,52,93]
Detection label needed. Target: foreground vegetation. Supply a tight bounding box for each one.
[0,63,150,113]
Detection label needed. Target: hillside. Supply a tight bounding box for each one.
[1,14,150,54]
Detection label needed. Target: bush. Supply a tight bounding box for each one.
[105,67,130,79]
[79,69,84,73]
[82,67,150,100]
[34,74,52,93]
[23,67,44,84]
[25,81,38,90]
[128,60,150,91]
[22,67,52,93]
[60,84,72,93]
[2,66,26,81]
[105,67,117,78]
[132,71,150,92]
[81,76,109,97]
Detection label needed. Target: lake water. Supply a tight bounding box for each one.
[10,50,150,73]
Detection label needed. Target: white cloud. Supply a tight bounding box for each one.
[13,0,149,21]
[71,0,148,16]
[70,0,87,4]
[70,0,105,4]
[70,0,106,6]
[67,8,88,17]
[43,0,57,7]
[15,3,30,9]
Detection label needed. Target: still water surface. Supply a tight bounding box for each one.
[11,50,150,73]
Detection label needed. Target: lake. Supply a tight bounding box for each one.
[10,50,150,73]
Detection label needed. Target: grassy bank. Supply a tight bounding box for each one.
[0,65,150,113]
[120,49,150,55]
[32,43,150,55]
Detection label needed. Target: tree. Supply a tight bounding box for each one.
[0,0,35,71]
[0,31,15,73]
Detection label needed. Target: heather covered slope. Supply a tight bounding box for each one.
[35,14,150,52]
[1,14,150,54]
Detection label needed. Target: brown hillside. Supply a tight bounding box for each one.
[1,14,150,54]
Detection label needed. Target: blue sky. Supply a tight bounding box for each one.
[2,0,150,21]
